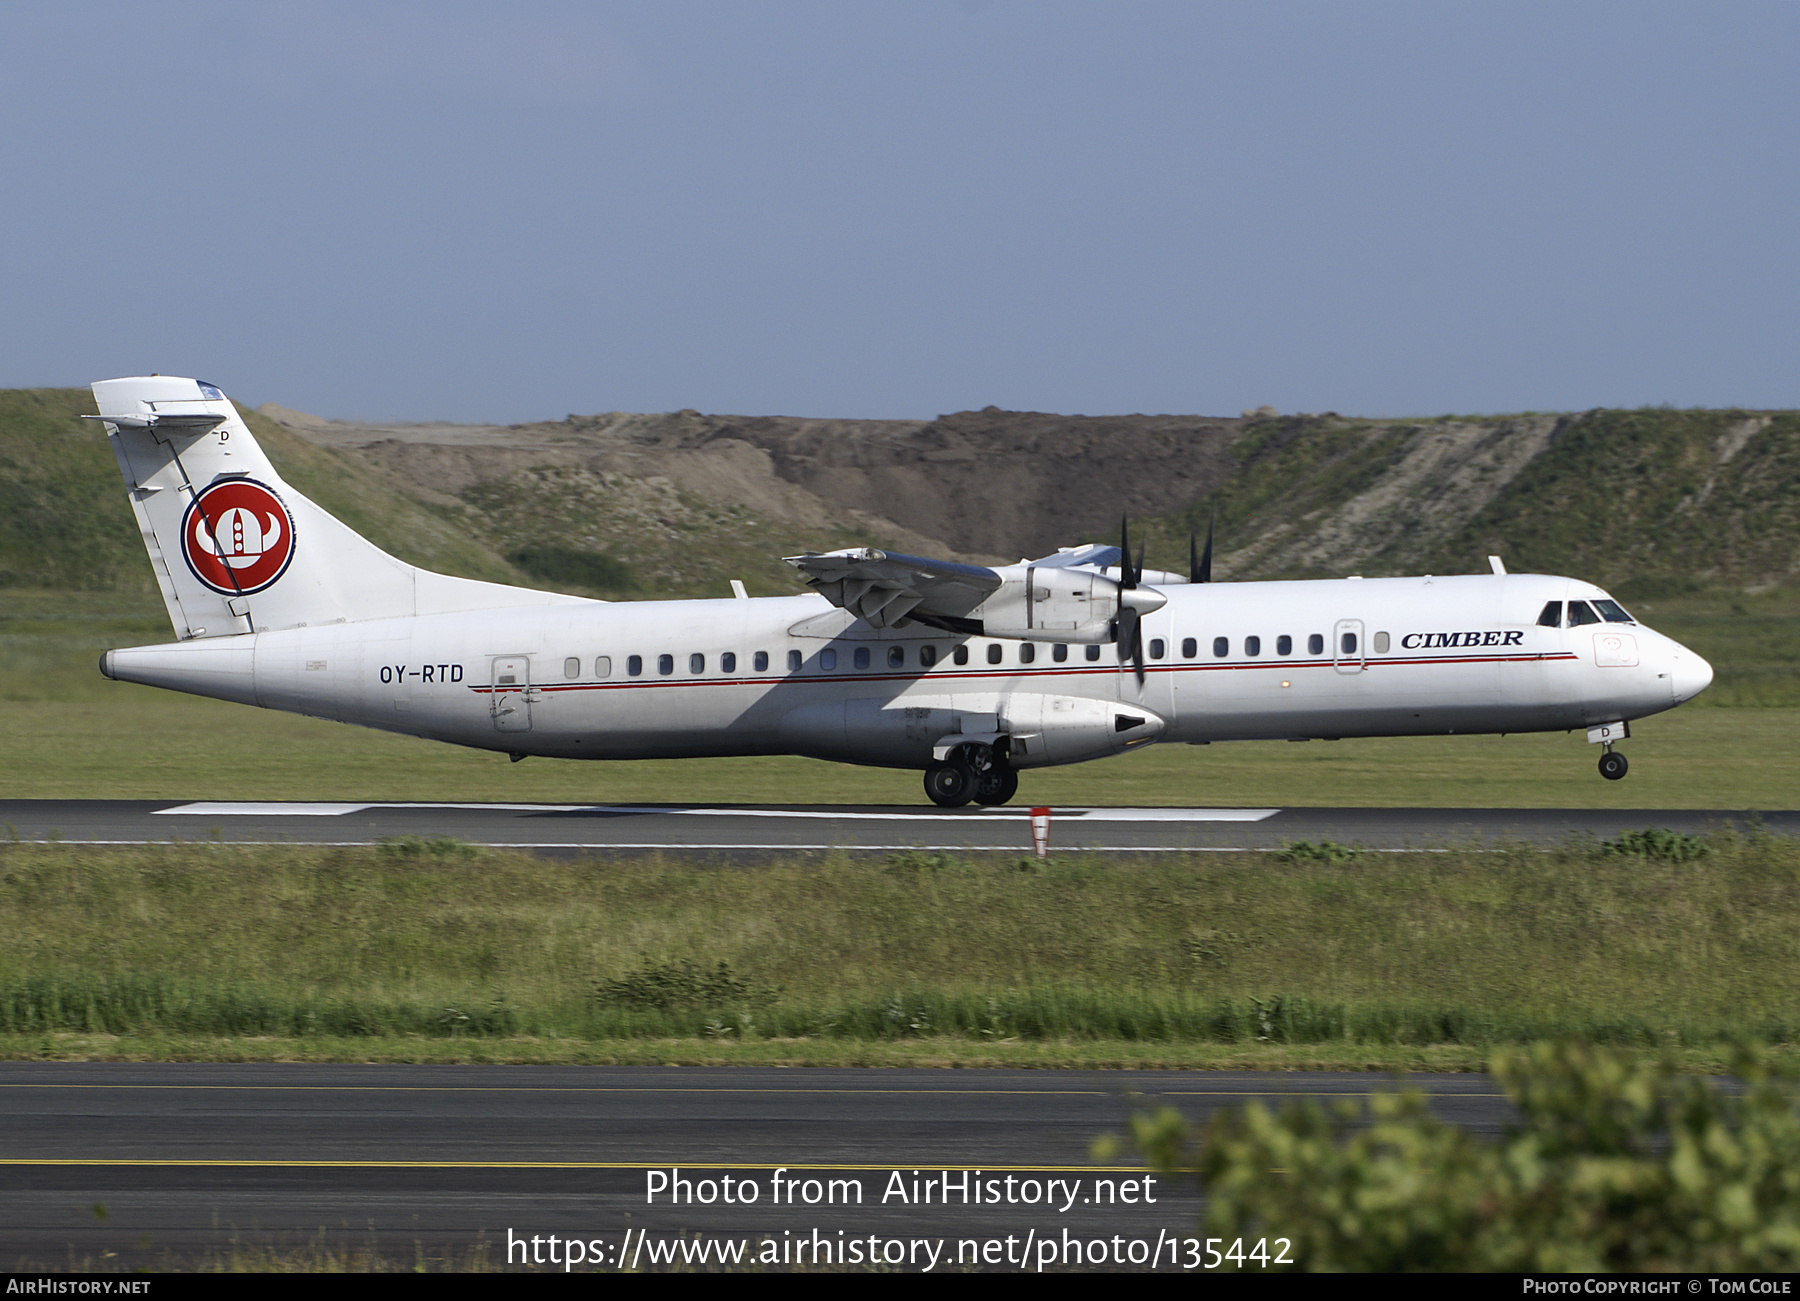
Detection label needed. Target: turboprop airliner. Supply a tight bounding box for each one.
[89,375,1713,806]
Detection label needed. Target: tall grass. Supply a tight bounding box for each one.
[2,831,1797,1047]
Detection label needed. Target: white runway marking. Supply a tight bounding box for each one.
[152,802,374,816]
[153,802,1280,823]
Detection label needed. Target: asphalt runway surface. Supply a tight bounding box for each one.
[1,799,1791,854]
[0,1064,1520,1270]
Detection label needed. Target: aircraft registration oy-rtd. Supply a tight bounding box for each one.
[89,376,1714,806]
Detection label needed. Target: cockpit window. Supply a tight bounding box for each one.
[1591,598,1634,624]
[1537,601,1562,628]
[1566,601,1601,626]
[197,382,226,401]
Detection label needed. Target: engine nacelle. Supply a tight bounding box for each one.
[998,693,1166,767]
[967,570,1121,643]
[778,694,1166,769]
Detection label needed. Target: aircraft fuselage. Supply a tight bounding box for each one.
[102,571,1711,770]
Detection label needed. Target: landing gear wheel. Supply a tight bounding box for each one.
[1599,750,1629,781]
[924,760,977,808]
[973,765,1019,807]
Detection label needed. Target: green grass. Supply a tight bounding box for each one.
[0,833,1797,1067]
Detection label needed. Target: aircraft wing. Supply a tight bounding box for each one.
[783,548,1001,630]
[1026,542,1121,570]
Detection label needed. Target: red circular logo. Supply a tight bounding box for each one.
[181,479,296,595]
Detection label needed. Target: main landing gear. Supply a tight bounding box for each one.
[924,744,1019,808]
[1598,747,1629,781]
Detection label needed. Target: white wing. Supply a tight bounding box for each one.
[783,548,1001,631]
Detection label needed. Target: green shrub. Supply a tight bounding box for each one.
[1597,828,1710,862]
[591,959,779,1011]
[1278,840,1359,864]
[1117,1040,1800,1270]
[507,546,637,592]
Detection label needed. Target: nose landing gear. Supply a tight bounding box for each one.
[1598,747,1629,781]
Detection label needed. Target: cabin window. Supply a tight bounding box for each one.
[1181,637,1197,658]
[1213,636,1229,658]
[1020,643,1036,664]
[594,656,612,677]
[787,649,802,671]
[1148,639,1165,660]
[1567,601,1601,626]
[853,646,871,670]
[1053,643,1068,662]
[1537,601,1562,628]
[754,651,769,671]
[920,645,938,667]
[563,657,580,679]
[1277,635,1292,656]
[888,645,905,668]
[1592,598,1634,624]
[1246,636,1262,657]
[1373,632,1390,653]
[721,652,737,673]
[1308,634,1324,655]
[1341,632,1358,655]
[986,643,1003,665]
[1086,644,1102,662]
[954,645,969,665]
[628,655,643,677]
[658,654,674,675]
[820,648,838,670]
[689,653,705,674]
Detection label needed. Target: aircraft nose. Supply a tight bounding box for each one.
[1669,644,1714,703]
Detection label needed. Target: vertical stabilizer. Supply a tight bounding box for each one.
[91,376,585,639]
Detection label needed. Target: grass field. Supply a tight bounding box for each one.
[0,832,1795,1069]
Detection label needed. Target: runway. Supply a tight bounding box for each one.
[0,1063,1520,1270]
[0,799,1790,853]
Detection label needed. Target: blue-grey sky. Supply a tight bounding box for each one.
[3,2,1795,422]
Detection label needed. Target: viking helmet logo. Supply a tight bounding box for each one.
[181,479,296,595]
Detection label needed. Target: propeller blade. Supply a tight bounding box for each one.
[1114,605,1145,687]
[1118,515,1136,589]
[1193,502,1215,584]
[1134,543,1145,588]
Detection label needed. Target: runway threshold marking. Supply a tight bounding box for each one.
[151,802,1282,823]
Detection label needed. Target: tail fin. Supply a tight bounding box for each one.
[92,376,584,639]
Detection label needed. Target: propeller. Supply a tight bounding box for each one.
[1116,515,1148,685]
[1191,501,1215,584]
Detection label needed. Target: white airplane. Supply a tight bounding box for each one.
[90,375,1713,806]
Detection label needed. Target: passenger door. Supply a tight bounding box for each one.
[490,656,533,732]
[1333,619,1365,674]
